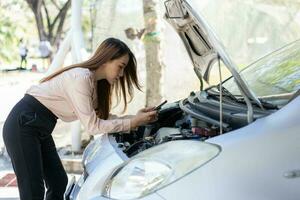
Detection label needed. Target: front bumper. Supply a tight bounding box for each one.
[65,174,84,200]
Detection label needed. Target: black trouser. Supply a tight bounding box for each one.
[20,55,27,68]
[2,94,68,200]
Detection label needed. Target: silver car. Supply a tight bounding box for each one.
[65,0,300,199]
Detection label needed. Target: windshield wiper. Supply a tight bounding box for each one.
[257,98,278,109]
[238,98,278,109]
[218,84,240,102]
[208,84,278,109]
[207,84,240,102]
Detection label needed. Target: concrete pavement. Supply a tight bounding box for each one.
[0,149,82,199]
[0,170,19,200]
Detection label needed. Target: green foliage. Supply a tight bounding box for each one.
[0,4,18,64]
[0,1,32,66]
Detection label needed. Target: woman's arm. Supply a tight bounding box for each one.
[64,74,131,135]
[108,114,135,120]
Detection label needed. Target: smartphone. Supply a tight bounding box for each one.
[154,100,168,111]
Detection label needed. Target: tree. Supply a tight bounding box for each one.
[91,0,118,48]
[0,1,30,65]
[0,3,18,63]
[24,0,71,48]
[142,0,163,106]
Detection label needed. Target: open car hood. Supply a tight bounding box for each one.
[164,0,262,107]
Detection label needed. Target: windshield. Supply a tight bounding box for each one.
[223,40,300,97]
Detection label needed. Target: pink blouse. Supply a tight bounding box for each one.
[26,67,131,135]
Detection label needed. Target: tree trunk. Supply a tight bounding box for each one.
[143,0,163,107]
[92,0,117,45]
[107,0,118,35]
[26,0,47,40]
[24,0,71,47]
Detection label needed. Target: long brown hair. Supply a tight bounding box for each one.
[40,38,141,119]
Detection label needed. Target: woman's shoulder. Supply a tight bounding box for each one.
[62,68,96,91]
[64,67,95,80]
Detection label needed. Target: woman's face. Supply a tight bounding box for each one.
[103,54,129,84]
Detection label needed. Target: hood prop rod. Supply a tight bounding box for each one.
[218,54,223,134]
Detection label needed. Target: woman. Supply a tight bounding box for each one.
[2,38,157,200]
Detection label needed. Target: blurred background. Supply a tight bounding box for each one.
[1,0,300,185]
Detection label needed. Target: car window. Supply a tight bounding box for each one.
[207,61,232,87]
[223,40,300,97]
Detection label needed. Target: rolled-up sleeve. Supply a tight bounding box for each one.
[64,74,131,135]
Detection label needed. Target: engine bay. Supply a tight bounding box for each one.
[113,90,275,157]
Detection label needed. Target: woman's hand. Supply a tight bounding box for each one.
[130,106,158,129]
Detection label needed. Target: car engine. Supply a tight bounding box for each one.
[113,90,274,157]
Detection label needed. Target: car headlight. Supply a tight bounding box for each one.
[82,137,102,166]
[103,140,220,200]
